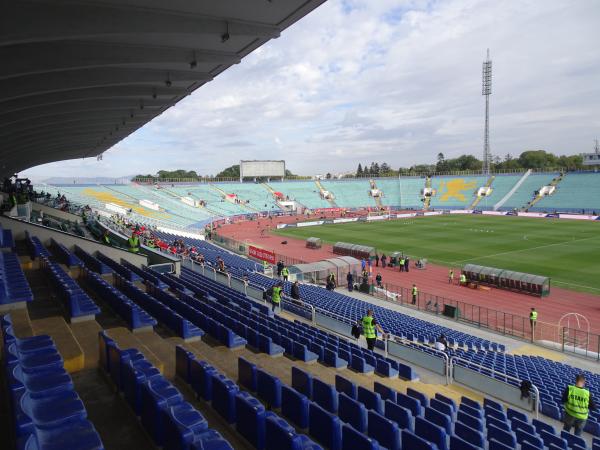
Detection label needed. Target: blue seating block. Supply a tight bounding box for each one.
[487,424,516,448]
[398,362,418,380]
[190,359,216,401]
[424,407,452,434]
[324,349,347,369]
[338,393,367,432]
[281,385,309,429]
[434,393,457,412]
[309,402,342,450]
[457,410,483,432]
[350,356,374,374]
[175,346,194,383]
[375,360,398,378]
[293,342,319,363]
[140,378,183,445]
[560,430,587,450]
[190,430,234,450]
[397,392,422,418]
[259,334,284,356]
[265,414,322,450]
[368,410,400,450]
[540,430,568,450]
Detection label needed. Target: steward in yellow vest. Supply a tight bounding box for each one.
[562,374,596,436]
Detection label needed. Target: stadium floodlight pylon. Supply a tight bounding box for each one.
[482,49,492,179]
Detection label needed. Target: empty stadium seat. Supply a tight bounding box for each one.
[281,385,310,429]
[368,410,400,450]
[312,378,338,414]
[341,423,380,450]
[256,369,282,409]
[309,402,342,450]
[338,393,367,432]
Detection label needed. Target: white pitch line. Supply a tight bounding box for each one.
[450,234,600,265]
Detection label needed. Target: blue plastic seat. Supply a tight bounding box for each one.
[454,421,484,448]
[560,430,587,450]
[357,386,383,414]
[384,400,413,431]
[368,410,400,450]
[373,382,396,403]
[23,419,104,450]
[342,423,379,450]
[292,367,313,399]
[21,390,87,430]
[338,393,367,432]
[210,374,239,424]
[293,342,319,363]
[163,401,209,450]
[281,385,309,429]
[540,430,568,450]
[189,359,216,401]
[424,407,451,434]
[407,387,429,408]
[401,429,437,450]
[458,403,482,420]
[488,438,513,450]
[415,416,447,450]
[309,402,342,450]
[457,410,483,432]
[324,349,347,369]
[265,414,321,450]
[375,360,399,378]
[487,423,516,447]
[351,356,375,374]
[259,334,284,356]
[190,429,234,450]
[483,398,503,411]
[256,369,282,409]
[506,407,528,423]
[460,396,481,410]
[237,357,257,392]
[175,346,194,383]
[515,429,543,449]
[397,392,422,417]
[235,392,267,449]
[434,394,457,412]
[430,398,453,418]
[335,375,357,400]
[140,377,184,445]
[312,378,338,414]
[449,434,481,450]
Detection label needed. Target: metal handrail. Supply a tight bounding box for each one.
[386,336,451,384]
[450,356,540,418]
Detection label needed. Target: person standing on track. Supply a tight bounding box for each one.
[411,284,418,305]
[529,308,538,340]
[448,269,454,284]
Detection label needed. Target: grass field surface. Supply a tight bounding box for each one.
[274,215,600,293]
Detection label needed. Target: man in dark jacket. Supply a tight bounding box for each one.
[291,281,301,303]
[346,272,354,291]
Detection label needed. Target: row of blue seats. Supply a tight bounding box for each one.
[74,246,113,275]
[146,283,247,349]
[456,352,600,436]
[175,346,321,450]
[120,259,167,288]
[179,268,417,379]
[287,365,591,450]
[239,269,502,352]
[40,256,100,319]
[95,252,141,282]
[0,222,15,249]
[113,275,203,341]
[24,232,50,259]
[82,269,156,330]
[49,239,83,268]
[147,267,194,296]
[2,314,104,450]
[98,331,233,450]
[0,251,33,305]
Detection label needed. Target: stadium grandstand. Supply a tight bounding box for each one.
[2,1,600,450]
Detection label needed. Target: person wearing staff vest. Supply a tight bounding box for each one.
[102,230,111,246]
[562,374,596,436]
[411,284,418,305]
[262,260,269,272]
[128,232,140,253]
[281,266,289,282]
[529,307,538,340]
[361,309,385,351]
[271,282,283,313]
[460,273,467,286]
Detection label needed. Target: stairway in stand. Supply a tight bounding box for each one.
[315,179,338,207]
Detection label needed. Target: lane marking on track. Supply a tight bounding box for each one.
[450,234,600,265]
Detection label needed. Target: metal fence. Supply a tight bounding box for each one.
[371,282,600,360]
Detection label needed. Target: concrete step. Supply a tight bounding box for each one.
[5,307,34,338]
[70,320,102,369]
[104,327,164,374]
[31,316,85,373]
[133,330,183,379]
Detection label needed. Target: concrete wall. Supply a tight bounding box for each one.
[0,215,147,267]
[31,202,82,224]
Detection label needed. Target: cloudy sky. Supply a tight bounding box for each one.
[23,0,600,180]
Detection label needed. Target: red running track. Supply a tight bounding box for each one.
[217,215,600,335]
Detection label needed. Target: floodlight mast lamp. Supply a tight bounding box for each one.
[482,49,492,178]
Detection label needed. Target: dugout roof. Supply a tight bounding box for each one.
[0,0,326,177]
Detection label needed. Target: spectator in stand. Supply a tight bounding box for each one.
[276,260,284,278]
[404,257,410,272]
[562,374,596,436]
[381,253,387,268]
[327,272,336,289]
[291,281,302,305]
[346,272,354,292]
[375,273,383,287]
[434,334,448,351]
[281,265,289,281]
[102,230,111,246]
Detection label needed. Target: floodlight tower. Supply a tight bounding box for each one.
[482,49,492,178]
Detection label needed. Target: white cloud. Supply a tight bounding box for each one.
[23,0,600,179]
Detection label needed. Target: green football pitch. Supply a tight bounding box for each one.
[274,215,600,294]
